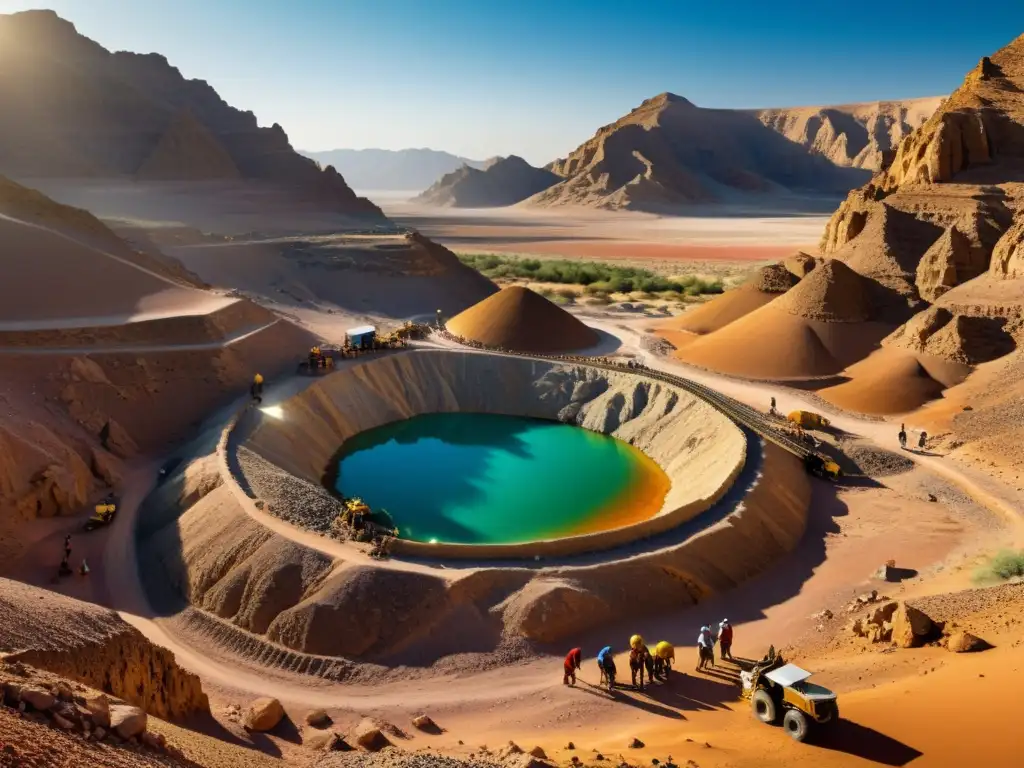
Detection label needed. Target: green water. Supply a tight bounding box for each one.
[334,412,665,544]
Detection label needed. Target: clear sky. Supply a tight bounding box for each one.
[3,0,1023,165]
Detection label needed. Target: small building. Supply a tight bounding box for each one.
[345,325,376,350]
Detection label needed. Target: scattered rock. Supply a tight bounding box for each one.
[566,742,575,750]
[20,688,56,711]
[812,609,834,621]
[54,682,74,702]
[305,709,331,728]
[86,695,110,728]
[946,631,991,653]
[412,714,440,733]
[305,730,350,751]
[109,704,147,740]
[352,718,392,751]
[243,697,284,732]
[52,713,76,730]
[142,731,166,751]
[869,601,899,626]
[892,603,934,648]
[499,741,525,760]
[530,747,548,759]
[629,738,645,749]
[93,727,106,741]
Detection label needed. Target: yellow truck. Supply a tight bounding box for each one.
[787,410,830,430]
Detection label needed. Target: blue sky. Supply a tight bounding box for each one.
[3,0,1023,164]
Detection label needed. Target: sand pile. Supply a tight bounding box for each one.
[674,259,893,379]
[819,347,966,415]
[660,258,808,338]
[446,286,599,353]
[136,109,242,181]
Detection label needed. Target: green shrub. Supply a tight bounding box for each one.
[456,252,724,296]
[973,550,1024,584]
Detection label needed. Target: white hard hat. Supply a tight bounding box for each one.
[701,625,709,632]
[721,618,729,624]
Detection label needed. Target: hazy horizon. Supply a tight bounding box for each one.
[2,0,1023,165]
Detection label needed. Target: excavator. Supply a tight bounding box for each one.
[84,494,118,531]
[804,453,842,481]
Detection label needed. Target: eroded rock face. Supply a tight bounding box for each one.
[990,219,1024,279]
[892,603,934,648]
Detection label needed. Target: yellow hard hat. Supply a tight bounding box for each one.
[254,373,264,383]
[655,641,674,658]
[629,634,644,650]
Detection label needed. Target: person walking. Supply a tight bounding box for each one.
[696,626,715,671]
[250,373,264,404]
[563,647,582,686]
[770,396,777,416]
[918,431,928,450]
[718,619,734,661]
[898,425,907,449]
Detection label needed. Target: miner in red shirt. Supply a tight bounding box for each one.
[563,647,582,685]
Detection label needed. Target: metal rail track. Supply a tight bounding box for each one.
[432,330,814,461]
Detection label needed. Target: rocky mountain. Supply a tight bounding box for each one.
[416,155,559,207]
[754,97,944,170]
[0,9,382,219]
[299,147,487,191]
[524,93,869,212]
[815,33,1024,471]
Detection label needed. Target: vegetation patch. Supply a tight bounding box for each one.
[973,550,1024,584]
[457,252,724,296]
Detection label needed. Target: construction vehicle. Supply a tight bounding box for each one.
[804,452,842,481]
[787,410,830,430]
[84,495,118,531]
[741,646,839,743]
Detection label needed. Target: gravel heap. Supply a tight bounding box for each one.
[910,581,1024,624]
[774,259,874,322]
[751,263,800,293]
[837,438,915,477]
[236,446,343,533]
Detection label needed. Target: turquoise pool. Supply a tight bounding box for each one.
[333,412,669,545]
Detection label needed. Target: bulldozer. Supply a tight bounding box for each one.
[84,494,118,531]
[804,452,842,481]
[787,410,831,430]
[741,645,839,742]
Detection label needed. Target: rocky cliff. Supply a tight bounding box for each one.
[524,93,868,211]
[754,97,943,170]
[416,156,559,207]
[0,10,382,220]
[0,579,208,719]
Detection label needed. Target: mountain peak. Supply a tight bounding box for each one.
[647,92,696,108]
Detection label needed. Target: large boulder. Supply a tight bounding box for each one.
[86,694,111,728]
[110,704,147,740]
[946,631,990,653]
[892,603,934,648]
[305,709,331,728]
[243,697,284,732]
[19,688,56,711]
[351,718,392,751]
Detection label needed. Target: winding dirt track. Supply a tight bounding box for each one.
[95,318,1024,716]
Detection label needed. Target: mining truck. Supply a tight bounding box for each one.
[787,410,830,429]
[741,646,839,742]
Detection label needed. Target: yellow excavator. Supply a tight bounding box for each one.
[84,494,118,531]
[804,453,842,481]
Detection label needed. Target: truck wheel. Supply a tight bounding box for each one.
[783,708,810,742]
[752,690,777,724]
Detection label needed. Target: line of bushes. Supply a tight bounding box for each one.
[457,252,724,296]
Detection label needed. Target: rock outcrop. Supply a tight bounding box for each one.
[892,603,935,648]
[0,10,383,219]
[416,156,559,207]
[243,698,284,732]
[0,579,208,719]
[754,97,943,170]
[524,92,867,212]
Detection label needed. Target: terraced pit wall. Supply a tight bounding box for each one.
[242,349,746,557]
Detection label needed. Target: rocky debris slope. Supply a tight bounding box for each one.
[0,578,208,719]
[416,156,559,207]
[0,9,383,219]
[524,92,868,211]
[754,98,943,170]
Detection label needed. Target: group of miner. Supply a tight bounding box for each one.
[562,619,734,691]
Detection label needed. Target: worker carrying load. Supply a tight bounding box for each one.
[597,646,616,689]
[653,641,675,680]
[563,647,582,686]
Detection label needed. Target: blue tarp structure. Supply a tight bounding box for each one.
[346,325,376,349]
